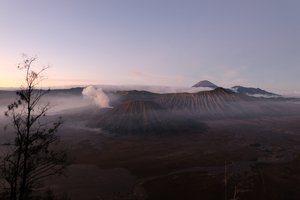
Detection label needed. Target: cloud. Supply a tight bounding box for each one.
[217,67,248,87]
[93,84,213,94]
[284,90,300,97]
[128,70,187,86]
[82,86,111,108]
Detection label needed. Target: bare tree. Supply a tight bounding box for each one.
[0,56,68,200]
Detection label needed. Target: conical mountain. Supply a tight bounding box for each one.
[94,100,206,134]
[192,80,218,89]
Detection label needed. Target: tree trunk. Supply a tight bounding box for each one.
[19,89,31,200]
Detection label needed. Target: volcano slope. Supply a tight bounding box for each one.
[91,87,300,135]
[92,100,207,135]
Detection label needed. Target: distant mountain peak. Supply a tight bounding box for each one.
[231,86,279,97]
[192,80,218,89]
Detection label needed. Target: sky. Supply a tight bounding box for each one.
[0,0,299,95]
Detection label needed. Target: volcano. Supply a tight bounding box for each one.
[192,80,218,89]
[89,87,291,135]
[94,100,207,135]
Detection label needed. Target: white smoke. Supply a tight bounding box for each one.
[82,86,111,108]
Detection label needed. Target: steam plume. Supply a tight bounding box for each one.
[82,86,111,108]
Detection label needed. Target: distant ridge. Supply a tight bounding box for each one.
[231,86,279,97]
[192,80,218,89]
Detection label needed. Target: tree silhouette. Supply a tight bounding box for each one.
[0,56,68,200]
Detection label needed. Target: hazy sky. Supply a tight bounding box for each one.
[0,0,299,94]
